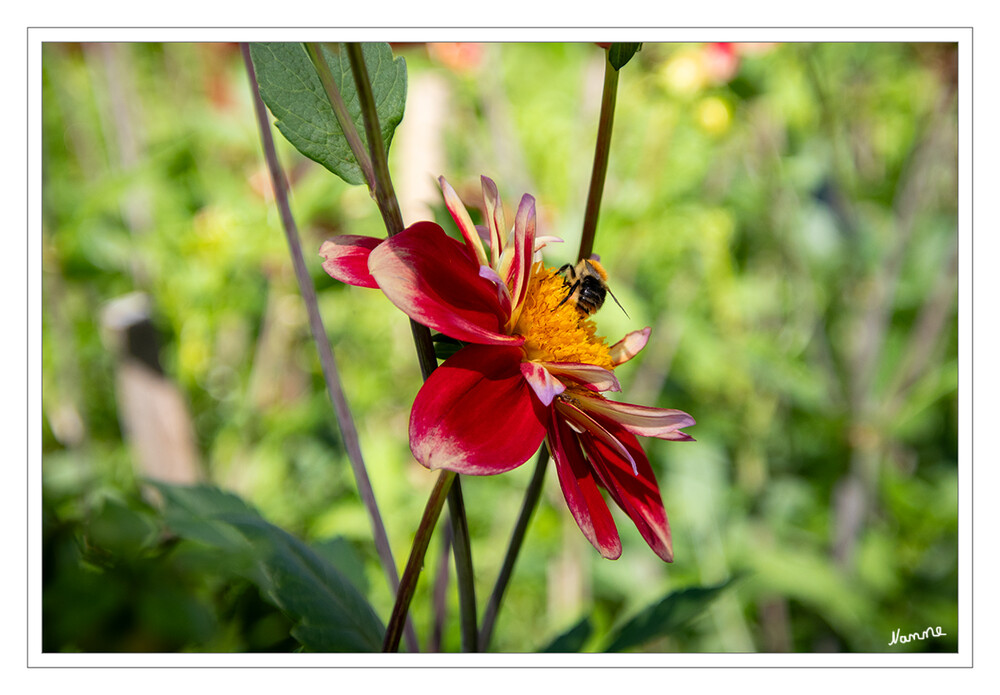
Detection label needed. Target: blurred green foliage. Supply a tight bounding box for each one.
[41,41,957,653]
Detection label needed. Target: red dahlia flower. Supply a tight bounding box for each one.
[320,176,694,561]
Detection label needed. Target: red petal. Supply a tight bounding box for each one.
[539,361,621,393]
[556,399,638,475]
[481,176,506,260]
[319,235,382,289]
[574,391,695,440]
[439,176,489,266]
[410,344,547,475]
[609,327,650,366]
[548,410,622,560]
[508,194,537,311]
[369,221,522,346]
[580,420,674,562]
[520,361,565,406]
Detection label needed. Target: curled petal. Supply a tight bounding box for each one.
[539,362,621,393]
[369,221,521,346]
[520,361,566,406]
[479,265,513,318]
[481,176,506,260]
[573,392,696,440]
[410,344,547,475]
[533,235,563,252]
[319,235,383,289]
[609,327,651,366]
[502,194,537,328]
[474,224,492,249]
[548,410,622,560]
[581,421,673,562]
[510,194,536,301]
[439,176,489,266]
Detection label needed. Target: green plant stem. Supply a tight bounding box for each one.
[345,43,405,236]
[578,51,620,262]
[447,477,478,652]
[429,522,453,652]
[479,446,549,651]
[303,42,375,192]
[241,43,419,654]
[345,41,477,653]
[383,470,456,652]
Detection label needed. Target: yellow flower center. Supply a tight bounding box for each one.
[512,263,614,369]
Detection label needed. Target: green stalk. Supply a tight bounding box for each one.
[304,42,375,192]
[447,476,478,652]
[344,43,405,236]
[383,471,456,651]
[578,50,620,262]
[345,42,477,652]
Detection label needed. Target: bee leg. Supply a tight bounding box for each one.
[554,264,576,290]
[555,280,580,310]
[553,263,573,280]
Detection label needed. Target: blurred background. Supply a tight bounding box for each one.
[41,41,958,653]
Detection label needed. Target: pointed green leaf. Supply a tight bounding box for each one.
[249,42,406,186]
[608,43,642,70]
[312,537,370,597]
[225,516,385,652]
[540,616,593,653]
[603,576,738,652]
[153,482,385,652]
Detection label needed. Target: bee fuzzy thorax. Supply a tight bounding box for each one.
[555,258,627,318]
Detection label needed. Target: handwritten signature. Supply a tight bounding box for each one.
[888,626,947,646]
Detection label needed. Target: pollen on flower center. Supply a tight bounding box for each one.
[513,263,614,369]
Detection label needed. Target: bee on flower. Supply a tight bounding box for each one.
[320,176,694,561]
[555,257,629,317]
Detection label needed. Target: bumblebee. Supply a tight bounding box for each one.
[555,258,628,317]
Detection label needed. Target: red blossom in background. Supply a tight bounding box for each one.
[321,176,694,561]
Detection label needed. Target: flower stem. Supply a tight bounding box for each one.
[241,43,419,653]
[345,43,405,236]
[447,477,478,652]
[383,470,456,652]
[303,42,375,192]
[578,50,620,262]
[478,446,549,651]
[346,41,477,653]
[429,522,453,652]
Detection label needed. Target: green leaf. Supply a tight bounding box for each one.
[311,536,370,597]
[603,577,738,652]
[540,616,593,653]
[608,43,642,70]
[249,42,406,186]
[153,482,385,652]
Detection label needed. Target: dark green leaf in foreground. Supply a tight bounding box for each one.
[608,43,642,70]
[540,616,593,653]
[603,577,737,652]
[153,482,385,652]
[249,42,406,186]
